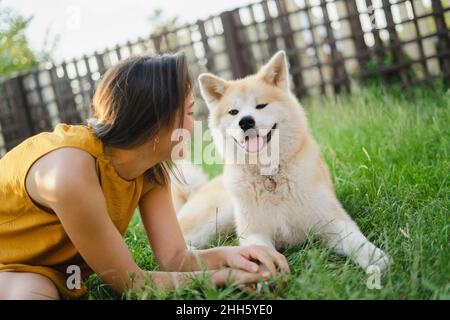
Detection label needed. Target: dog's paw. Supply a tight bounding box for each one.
[362,248,390,272]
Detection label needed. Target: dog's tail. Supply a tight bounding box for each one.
[170,162,209,212]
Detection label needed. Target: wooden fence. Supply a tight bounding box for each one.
[0,0,449,156]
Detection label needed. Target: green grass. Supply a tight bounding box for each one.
[85,84,449,300]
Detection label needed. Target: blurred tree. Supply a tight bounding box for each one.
[148,8,180,35]
[38,25,60,63]
[0,4,59,78]
[0,5,37,77]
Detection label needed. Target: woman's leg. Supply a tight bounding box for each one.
[0,272,60,300]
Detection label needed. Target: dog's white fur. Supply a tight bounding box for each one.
[175,51,389,271]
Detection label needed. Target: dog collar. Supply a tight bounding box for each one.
[264,176,277,192]
[261,164,281,192]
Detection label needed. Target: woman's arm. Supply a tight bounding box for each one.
[26,148,271,295]
[26,148,147,293]
[139,181,213,271]
[139,180,290,275]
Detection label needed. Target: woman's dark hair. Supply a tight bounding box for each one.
[87,52,192,185]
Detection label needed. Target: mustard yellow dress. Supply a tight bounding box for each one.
[0,123,149,299]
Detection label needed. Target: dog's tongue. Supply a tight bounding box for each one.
[245,136,263,153]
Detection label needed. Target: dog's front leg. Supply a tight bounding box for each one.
[320,218,389,271]
[238,233,276,249]
[233,203,275,249]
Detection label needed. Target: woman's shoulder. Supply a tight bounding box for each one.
[53,123,103,156]
[25,147,99,211]
[0,123,102,168]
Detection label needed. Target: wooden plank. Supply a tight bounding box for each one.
[220,10,253,78]
[320,0,350,93]
[276,0,306,96]
[431,0,450,82]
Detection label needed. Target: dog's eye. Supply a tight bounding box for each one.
[228,109,239,116]
[256,104,268,109]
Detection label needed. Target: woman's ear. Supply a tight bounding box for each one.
[198,73,229,108]
[258,50,290,91]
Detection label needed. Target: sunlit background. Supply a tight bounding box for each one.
[2,0,256,61]
[0,0,448,155]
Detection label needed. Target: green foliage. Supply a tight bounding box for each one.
[148,8,180,35]
[0,6,37,77]
[363,50,417,86]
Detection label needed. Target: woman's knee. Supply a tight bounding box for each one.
[0,272,60,300]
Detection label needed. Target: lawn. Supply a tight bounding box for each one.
[85,84,449,300]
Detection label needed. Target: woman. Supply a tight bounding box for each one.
[0,53,289,300]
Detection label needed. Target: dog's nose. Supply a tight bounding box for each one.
[239,116,255,131]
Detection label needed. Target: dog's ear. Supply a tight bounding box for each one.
[198,73,229,107]
[258,50,289,91]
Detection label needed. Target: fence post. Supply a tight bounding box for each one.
[431,0,450,82]
[94,52,107,75]
[83,55,96,96]
[365,0,388,84]
[320,0,349,94]
[346,0,370,79]
[31,71,53,132]
[381,0,408,85]
[262,0,279,56]
[304,0,326,94]
[198,20,216,73]
[49,66,82,124]
[409,1,431,80]
[220,10,253,78]
[152,35,162,54]
[0,76,34,150]
[0,94,6,155]
[114,45,122,61]
[276,0,306,97]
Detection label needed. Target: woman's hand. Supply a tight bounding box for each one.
[209,268,271,287]
[220,245,290,276]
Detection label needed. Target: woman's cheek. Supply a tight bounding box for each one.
[183,116,195,134]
